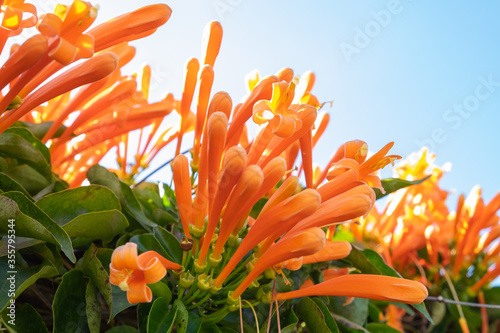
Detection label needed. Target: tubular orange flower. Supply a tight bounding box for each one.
[110,242,181,303]
[201,21,222,67]
[230,227,326,300]
[277,274,428,304]
[192,65,215,169]
[212,165,264,259]
[291,184,375,233]
[197,146,247,266]
[172,154,193,238]
[176,57,199,155]
[88,4,172,51]
[0,34,47,92]
[301,240,352,265]
[214,189,321,288]
[0,51,118,133]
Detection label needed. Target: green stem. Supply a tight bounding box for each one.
[184,289,201,304]
[200,306,229,325]
[186,292,211,310]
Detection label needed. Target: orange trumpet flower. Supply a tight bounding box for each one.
[277,274,428,305]
[110,242,181,303]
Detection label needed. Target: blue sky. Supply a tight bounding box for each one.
[90,1,500,205]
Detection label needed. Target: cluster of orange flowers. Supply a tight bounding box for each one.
[351,149,500,331]
[0,0,177,186]
[103,7,428,322]
[0,0,430,326]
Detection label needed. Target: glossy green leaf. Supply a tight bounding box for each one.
[80,243,113,316]
[0,192,75,262]
[147,297,176,333]
[149,280,172,305]
[130,234,173,263]
[4,127,51,165]
[0,129,51,178]
[87,165,156,230]
[345,246,432,323]
[374,176,430,200]
[32,179,70,201]
[86,281,102,333]
[311,297,339,332]
[36,185,121,224]
[15,121,68,140]
[296,296,338,333]
[0,172,32,199]
[329,296,368,327]
[153,226,183,264]
[4,164,50,195]
[62,209,129,241]
[1,303,48,332]
[52,270,90,333]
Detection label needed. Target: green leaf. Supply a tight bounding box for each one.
[80,243,113,317]
[0,258,59,309]
[153,226,183,264]
[87,165,156,230]
[105,326,138,333]
[110,285,134,320]
[4,127,51,165]
[86,281,102,333]
[138,302,154,333]
[366,323,403,332]
[0,129,51,178]
[0,156,7,171]
[0,192,75,262]
[311,297,340,332]
[1,303,49,332]
[173,299,189,333]
[296,296,338,333]
[3,164,50,195]
[331,313,369,333]
[32,179,70,201]
[53,270,90,333]
[149,280,172,305]
[62,209,129,242]
[15,121,68,140]
[36,185,121,224]
[187,312,202,333]
[368,302,381,322]
[329,296,368,327]
[130,234,173,263]
[374,176,430,200]
[344,247,432,323]
[147,297,176,333]
[0,172,32,199]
